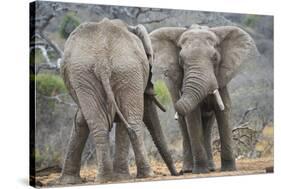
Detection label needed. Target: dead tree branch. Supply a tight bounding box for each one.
[140,16,171,24]
[39,93,77,107]
[30,2,71,74]
[237,105,258,125]
[38,30,63,58]
[212,106,260,158]
[232,126,256,133]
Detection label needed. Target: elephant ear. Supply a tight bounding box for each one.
[211,26,258,87]
[128,24,153,62]
[128,24,155,94]
[149,27,187,88]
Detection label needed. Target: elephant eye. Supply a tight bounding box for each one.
[178,58,183,67]
[211,52,219,63]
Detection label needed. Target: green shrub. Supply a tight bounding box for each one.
[59,12,80,39]
[36,73,66,96]
[244,15,259,28]
[154,80,171,105]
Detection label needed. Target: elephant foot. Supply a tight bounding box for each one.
[179,162,193,174]
[114,172,133,180]
[192,160,210,174]
[58,174,83,185]
[221,159,236,172]
[208,160,216,172]
[95,173,115,184]
[136,167,154,178]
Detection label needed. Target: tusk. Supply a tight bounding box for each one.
[213,89,225,111]
[174,112,179,120]
[152,96,167,112]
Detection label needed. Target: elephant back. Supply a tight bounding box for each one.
[64,19,147,67]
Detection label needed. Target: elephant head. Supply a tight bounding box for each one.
[150,25,258,115]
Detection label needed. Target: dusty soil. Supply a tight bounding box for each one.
[36,157,273,187]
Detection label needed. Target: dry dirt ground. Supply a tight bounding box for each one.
[35,157,273,187]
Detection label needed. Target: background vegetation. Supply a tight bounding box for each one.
[59,12,80,39]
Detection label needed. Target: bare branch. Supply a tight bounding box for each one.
[232,126,256,133]
[38,30,63,58]
[135,8,164,18]
[35,62,59,74]
[140,16,170,24]
[31,2,66,63]
[30,41,49,47]
[237,106,258,125]
[212,106,261,158]
[39,93,77,107]
[31,45,60,74]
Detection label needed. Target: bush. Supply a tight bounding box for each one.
[36,73,66,96]
[59,12,80,39]
[244,15,259,28]
[154,80,171,105]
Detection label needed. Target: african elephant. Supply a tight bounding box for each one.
[149,24,258,174]
[58,18,177,184]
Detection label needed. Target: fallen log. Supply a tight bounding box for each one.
[36,165,62,177]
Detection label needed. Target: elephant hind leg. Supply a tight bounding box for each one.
[60,109,89,185]
[128,121,154,178]
[78,98,114,182]
[113,122,132,180]
[72,79,115,183]
[118,90,154,178]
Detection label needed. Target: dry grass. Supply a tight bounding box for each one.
[36,157,273,187]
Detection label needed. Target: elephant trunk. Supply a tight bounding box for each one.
[143,95,179,176]
[175,67,219,115]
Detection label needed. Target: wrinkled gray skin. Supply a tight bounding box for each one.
[59,18,178,184]
[150,25,258,174]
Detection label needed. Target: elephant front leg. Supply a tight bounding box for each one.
[165,80,193,174]
[185,106,209,174]
[113,122,132,180]
[201,110,216,171]
[178,116,193,174]
[214,87,236,171]
[60,110,89,185]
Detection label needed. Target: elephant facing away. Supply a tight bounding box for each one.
[59,18,177,184]
[150,24,258,174]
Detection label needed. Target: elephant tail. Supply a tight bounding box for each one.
[100,77,131,129]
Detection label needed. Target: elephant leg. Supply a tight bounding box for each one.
[60,109,89,184]
[89,125,113,183]
[165,80,192,173]
[213,87,236,171]
[178,116,193,173]
[118,90,153,178]
[143,95,178,176]
[111,77,154,178]
[201,110,215,171]
[128,120,154,178]
[113,122,131,179]
[185,106,209,174]
[74,86,114,183]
